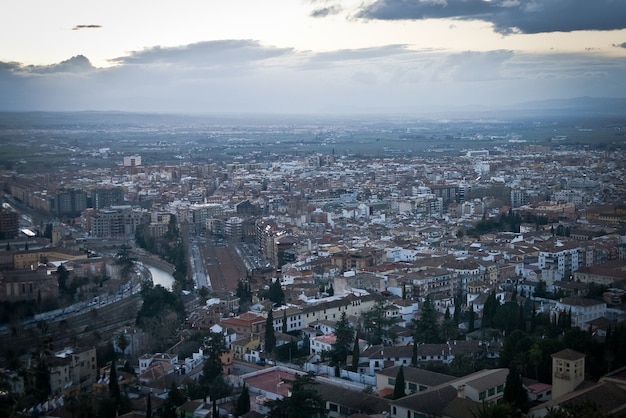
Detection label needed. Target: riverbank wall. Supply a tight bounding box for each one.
[137,254,175,275]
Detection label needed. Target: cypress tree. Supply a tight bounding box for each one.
[234,383,251,417]
[453,297,461,325]
[503,365,528,413]
[282,310,288,334]
[146,393,152,418]
[109,363,120,400]
[393,365,406,399]
[351,331,360,370]
[567,309,572,329]
[468,304,475,332]
[265,310,276,356]
[530,304,537,333]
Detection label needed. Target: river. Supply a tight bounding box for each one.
[146,265,175,291]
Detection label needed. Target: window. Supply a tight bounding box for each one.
[479,391,486,400]
[329,403,338,412]
[419,385,428,391]
[389,378,396,385]
[488,387,495,397]
[497,384,504,393]
[408,383,417,392]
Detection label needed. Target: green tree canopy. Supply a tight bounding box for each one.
[56,264,69,293]
[266,372,325,418]
[115,244,137,280]
[361,300,399,345]
[545,401,614,418]
[200,332,226,391]
[415,295,440,343]
[268,279,285,306]
[471,401,516,418]
[334,311,355,349]
[208,374,231,418]
[136,283,186,331]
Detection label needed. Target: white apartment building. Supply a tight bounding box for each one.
[555,297,606,329]
[537,242,583,281]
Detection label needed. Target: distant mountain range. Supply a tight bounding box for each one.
[399,97,626,120]
[502,96,626,118]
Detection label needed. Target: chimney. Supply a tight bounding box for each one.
[457,384,466,398]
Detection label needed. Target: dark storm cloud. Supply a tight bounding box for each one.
[310,5,342,17]
[356,0,626,34]
[72,24,102,30]
[109,40,292,66]
[0,61,21,72]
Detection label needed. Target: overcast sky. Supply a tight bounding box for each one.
[1,0,626,114]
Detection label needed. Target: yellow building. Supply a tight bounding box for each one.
[13,247,87,269]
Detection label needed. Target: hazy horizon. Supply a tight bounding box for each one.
[1,1,625,114]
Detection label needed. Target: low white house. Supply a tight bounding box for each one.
[310,334,336,360]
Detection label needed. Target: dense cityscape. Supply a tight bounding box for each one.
[1,110,626,418]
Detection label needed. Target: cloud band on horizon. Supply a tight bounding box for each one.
[1,39,624,113]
